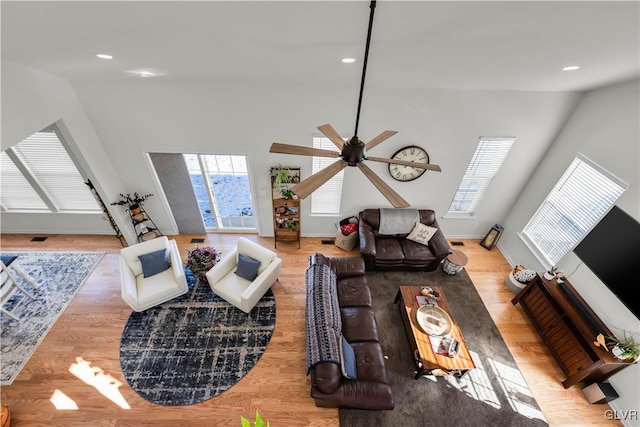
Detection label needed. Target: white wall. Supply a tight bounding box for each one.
[0,61,135,242]
[66,79,581,239]
[499,78,640,418]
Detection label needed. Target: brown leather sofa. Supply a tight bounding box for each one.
[359,208,452,271]
[305,253,394,410]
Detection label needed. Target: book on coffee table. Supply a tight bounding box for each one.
[415,295,438,307]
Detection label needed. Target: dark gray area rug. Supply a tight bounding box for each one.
[119,269,276,406]
[340,269,548,427]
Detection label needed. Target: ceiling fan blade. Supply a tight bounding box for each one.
[291,160,348,199]
[357,163,411,208]
[365,130,398,151]
[317,124,346,150]
[270,143,340,158]
[367,156,442,172]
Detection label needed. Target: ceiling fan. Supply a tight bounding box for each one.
[269,0,441,208]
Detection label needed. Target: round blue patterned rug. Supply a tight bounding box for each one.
[119,269,276,406]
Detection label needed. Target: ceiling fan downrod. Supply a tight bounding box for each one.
[351,0,377,148]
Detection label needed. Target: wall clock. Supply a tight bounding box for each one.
[388,145,430,182]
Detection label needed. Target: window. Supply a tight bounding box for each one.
[521,154,627,266]
[448,137,514,215]
[311,135,345,215]
[0,128,100,212]
[183,154,255,230]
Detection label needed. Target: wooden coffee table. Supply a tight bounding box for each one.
[394,285,475,378]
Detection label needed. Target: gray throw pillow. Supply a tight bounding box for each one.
[235,253,261,281]
[138,248,169,278]
[340,335,358,379]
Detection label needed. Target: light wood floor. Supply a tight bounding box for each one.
[0,233,620,426]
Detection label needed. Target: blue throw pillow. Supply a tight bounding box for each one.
[340,335,358,379]
[138,248,169,278]
[235,253,261,281]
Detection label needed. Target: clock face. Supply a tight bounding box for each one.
[388,145,430,182]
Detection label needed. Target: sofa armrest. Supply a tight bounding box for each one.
[120,256,139,308]
[358,219,376,270]
[240,256,282,311]
[428,231,453,259]
[328,257,366,278]
[167,239,188,290]
[311,362,342,394]
[205,248,238,285]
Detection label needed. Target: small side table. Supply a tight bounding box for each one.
[442,250,468,275]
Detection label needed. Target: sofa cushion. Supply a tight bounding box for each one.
[351,341,390,385]
[138,248,169,278]
[336,277,372,307]
[341,307,379,342]
[374,238,405,263]
[400,239,437,265]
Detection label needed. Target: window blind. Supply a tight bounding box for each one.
[0,152,50,211]
[448,137,514,214]
[1,130,100,212]
[522,154,627,266]
[311,135,345,215]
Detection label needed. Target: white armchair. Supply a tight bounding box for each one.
[120,236,188,312]
[205,237,281,313]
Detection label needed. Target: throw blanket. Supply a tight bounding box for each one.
[305,264,341,374]
[379,208,419,235]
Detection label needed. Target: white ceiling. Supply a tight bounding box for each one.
[1,1,639,92]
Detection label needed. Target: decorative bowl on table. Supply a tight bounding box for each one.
[416,305,453,336]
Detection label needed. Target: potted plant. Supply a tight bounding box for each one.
[241,411,269,427]
[271,166,291,190]
[595,333,640,363]
[186,246,222,283]
[543,265,561,280]
[111,192,153,215]
[608,333,640,363]
[280,188,294,200]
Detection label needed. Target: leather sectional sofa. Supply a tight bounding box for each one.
[305,253,394,410]
[359,208,452,271]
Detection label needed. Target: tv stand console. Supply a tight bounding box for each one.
[512,275,630,389]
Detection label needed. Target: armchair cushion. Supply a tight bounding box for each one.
[235,253,261,281]
[138,248,169,278]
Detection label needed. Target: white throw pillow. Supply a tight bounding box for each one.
[407,222,438,246]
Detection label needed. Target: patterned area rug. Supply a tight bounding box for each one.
[340,269,548,427]
[0,251,105,385]
[119,270,276,406]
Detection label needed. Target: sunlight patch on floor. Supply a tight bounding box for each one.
[50,390,78,410]
[488,357,547,422]
[68,357,130,409]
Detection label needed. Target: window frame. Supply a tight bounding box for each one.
[519,153,628,268]
[310,134,346,216]
[447,137,515,217]
[0,126,101,213]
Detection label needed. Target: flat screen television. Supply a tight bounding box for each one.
[573,205,640,320]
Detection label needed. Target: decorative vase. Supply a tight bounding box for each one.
[129,204,142,215]
[543,272,556,280]
[612,344,626,360]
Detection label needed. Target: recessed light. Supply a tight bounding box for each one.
[562,65,580,71]
[96,54,113,60]
[342,58,356,64]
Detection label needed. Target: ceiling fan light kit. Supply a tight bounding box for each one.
[269,0,441,208]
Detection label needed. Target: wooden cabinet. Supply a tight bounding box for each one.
[512,275,631,389]
[270,167,300,248]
